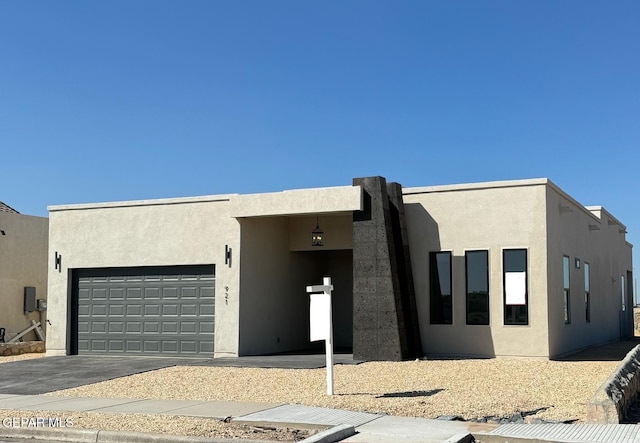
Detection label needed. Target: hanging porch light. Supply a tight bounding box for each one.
[312,215,324,247]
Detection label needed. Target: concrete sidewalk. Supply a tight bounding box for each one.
[0,394,477,443]
[3,394,640,442]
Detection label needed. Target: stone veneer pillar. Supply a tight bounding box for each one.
[352,176,421,361]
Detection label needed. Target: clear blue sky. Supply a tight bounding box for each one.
[1,1,638,267]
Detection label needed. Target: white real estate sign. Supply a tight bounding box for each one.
[306,277,334,395]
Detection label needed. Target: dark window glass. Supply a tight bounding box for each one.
[584,262,590,323]
[503,249,528,325]
[563,256,571,324]
[466,250,489,325]
[430,251,452,324]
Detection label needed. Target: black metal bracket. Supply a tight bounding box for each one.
[225,245,232,267]
[55,252,62,272]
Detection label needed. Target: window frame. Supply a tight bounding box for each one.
[503,248,529,326]
[429,251,453,325]
[621,275,626,312]
[584,262,590,323]
[563,255,571,325]
[465,250,490,326]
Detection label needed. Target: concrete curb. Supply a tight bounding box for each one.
[301,424,356,443]
[0,426,271,443]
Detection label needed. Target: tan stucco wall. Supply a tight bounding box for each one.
[546,186,633,357]
[0,212,48,341]
[238,217,308,355]
[46,196,240,357]
[403,180,550,358]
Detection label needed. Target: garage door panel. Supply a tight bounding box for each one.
[200,287,215,299]
[92,289,107,299]
[126,341,142,351]
[75,265,214,357]
[181,287,197,298]
[200,304,215,316]
[162,288,178,299]
[162,304,178,316]
[109,305,124,316]
[144,288,160,299]
[199,322,214,334]
[180,304,197,316]
[126,288,142,299]
[199,341,214,353]
[144,305,160,316]
[91,322,107,333]
[162,322,178,333]
[144,341,159,352]
[126,322,141,333]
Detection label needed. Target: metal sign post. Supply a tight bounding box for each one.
[306,276,334,395]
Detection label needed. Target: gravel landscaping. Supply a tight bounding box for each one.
[0,351,626,440]
[50,358,618,423]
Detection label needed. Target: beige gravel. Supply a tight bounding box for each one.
[49,359,617,423]
[0,352,621,439]
[0,353,44,364]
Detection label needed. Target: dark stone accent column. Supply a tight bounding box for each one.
[352,176,408,361]
[387,182,423,358]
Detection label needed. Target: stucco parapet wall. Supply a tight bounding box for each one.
[586,345,640,423]
[404,177,625,230]
[403,177,551,195]
[230,186,363,217]
[47,194,235,212]
[585,206,628,232]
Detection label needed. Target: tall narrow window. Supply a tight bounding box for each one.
[430,251,452,324]
[584,262,590,323]
[504,249,528,325]
[621,275,626,311]
[466,250,489,325]
[563,256,571,324]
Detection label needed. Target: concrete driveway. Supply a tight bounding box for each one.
[0,354,359,395]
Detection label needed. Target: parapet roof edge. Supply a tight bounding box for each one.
[402,177,627,231]
[403,178,550,195]
[584,205,627,230]
[48,194,236,212]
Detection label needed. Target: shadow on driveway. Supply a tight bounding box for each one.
[0,354,361,395]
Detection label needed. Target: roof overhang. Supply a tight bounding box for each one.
[230,185,362,218]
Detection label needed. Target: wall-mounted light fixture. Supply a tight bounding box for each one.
[312,216,324,247]
[0,230,5,236]
[54,252,62,272]
[225,245,232,267]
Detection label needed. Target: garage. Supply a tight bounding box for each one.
[72,265,215,357]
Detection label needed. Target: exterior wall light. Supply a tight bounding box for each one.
[312,216,324,247]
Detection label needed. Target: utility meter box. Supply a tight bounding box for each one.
[37,299,47,311]
[24,287,37,314]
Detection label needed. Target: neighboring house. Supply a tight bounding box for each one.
[44,177,633,360]
[0,202,49,342]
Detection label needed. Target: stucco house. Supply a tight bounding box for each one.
[45,177,633,360]
[0,202,49,342]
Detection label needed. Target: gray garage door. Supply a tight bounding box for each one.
[74,265,215,356]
